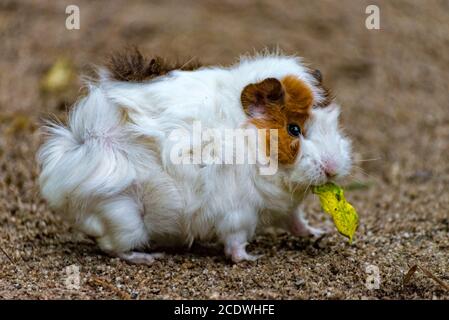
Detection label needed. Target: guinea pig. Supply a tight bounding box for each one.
[37,50,352,264]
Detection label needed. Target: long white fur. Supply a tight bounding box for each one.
[37,54,352,260]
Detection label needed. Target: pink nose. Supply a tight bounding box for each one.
[322,160,337,178]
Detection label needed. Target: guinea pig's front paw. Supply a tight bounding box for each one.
[303,225,328,238]
[116,251,165,266]
[291,214,328,239]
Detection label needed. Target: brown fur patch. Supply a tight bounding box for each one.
[107,47,201,82]
[241,75,313,165]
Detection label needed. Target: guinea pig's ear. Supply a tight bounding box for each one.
[241,78,284,117]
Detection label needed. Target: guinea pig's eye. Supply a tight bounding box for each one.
[287,123,302,137]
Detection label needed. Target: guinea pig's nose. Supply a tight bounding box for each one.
[322,159,337,178]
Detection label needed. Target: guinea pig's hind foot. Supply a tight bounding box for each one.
[115,252,165,265]
[224,237,263,263]
[230,249,263,263]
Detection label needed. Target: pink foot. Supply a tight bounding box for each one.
[224,233,262,263]
[291,213,328,238]
[116,252,164,265]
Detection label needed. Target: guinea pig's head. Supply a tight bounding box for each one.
[241,72,352,187]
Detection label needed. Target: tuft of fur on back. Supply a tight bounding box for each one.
[37,85,145,210]
[106,47,202,82]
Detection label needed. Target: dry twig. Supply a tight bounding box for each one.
[0,245,15,264]
[403,264,449,292]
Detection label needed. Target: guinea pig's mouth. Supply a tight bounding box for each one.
[311,181,329,188]
[311,175,338,188]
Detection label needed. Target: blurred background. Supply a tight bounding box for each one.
[0,0,448,299]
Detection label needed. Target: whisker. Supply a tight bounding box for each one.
[351,165,377,180]
[290,183,297,202]
[302,180,312,199]
[289,180,300,201]
[346,173,368,185]
[353,157,381,163]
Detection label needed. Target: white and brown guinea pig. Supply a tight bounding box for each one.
[37,49,352,264]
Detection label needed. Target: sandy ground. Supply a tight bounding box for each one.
[0,0,448,299]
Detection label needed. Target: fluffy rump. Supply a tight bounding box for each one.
[37,85,150,210]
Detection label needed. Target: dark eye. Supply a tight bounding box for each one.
[287,124,302,137]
